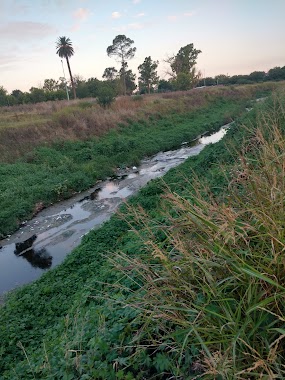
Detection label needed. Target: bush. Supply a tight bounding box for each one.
[97,85,116,108]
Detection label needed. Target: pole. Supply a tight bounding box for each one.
[61,60,69,101]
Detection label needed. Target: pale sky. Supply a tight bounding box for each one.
[1,0,285,92]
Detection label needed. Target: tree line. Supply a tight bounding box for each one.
[0,34,284,107]
[197,66,285,87]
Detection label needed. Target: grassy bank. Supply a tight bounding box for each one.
[0,84,278,162]
[0,85,270,238]
[1,88,284,378]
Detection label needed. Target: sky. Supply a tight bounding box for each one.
[1,0,285,92]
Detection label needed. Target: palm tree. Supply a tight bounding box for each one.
[56,36,76,99]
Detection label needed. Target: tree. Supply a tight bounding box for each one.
[103,67,118,81]
[56,36,76,99]
[29,87,46,103]
[107,35,136,95]
[11,89,25,104]
[119,63,136,95]
[157,79,173,92]
[267,67,285,81]
[172,67,201,91]
[248,71,266,82]
[215,74,230,85]
[138,56,159,94]
[57,77,68,90]
[166,43,201,77]
[198,76,216,86]
[228,75,251,85]
[72,74,85,87]
[0,86,8,106]
[173,73,191,91]
[87,77,102,98]
[43,78,59,92]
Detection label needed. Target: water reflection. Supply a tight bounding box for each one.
[14,247,52,269]
[0,123,230,294]
[14,234,37,254]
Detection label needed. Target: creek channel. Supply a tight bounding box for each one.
[0,124,230,296]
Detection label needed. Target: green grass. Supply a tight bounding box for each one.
[0,89,284,378]
[0,112,49,129]
[0,96,247,238]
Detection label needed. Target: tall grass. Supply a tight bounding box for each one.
[0,96,245,238]
[1,87,285,379]
[0,83,278,162]
[115,91,285,378]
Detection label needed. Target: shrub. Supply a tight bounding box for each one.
[97,85,116,108]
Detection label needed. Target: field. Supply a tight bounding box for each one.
[1,83,285,378]
[0,84,276,238]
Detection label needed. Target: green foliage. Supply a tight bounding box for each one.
[107,35,136,96]
[55,36,76,99]
[56,36,74,59]
[0,86,8,106]
[168,43,202,76]
[121,92,285,377]
[97,85,116,108]
[118,63,137,95]
[0,91,266,237]
[174,72,192,90]
[29,87,46,103]
[102,67,118,81]
[0,88,281,378]
[131,94,143,101]
[77,101,94,109]
[157,79,173,92]
[107,35,136,62]
[138,56,159,94]
[267,66,285,81]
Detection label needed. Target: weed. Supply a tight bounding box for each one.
[113,90,285,378]
[0,92,256,237]
[0,87,284,379]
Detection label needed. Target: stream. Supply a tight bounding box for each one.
[0,124,229,295]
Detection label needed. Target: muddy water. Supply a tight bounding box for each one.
[0,124,229,295]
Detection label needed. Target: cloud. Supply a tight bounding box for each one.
[184,11,195,17]
[73,8,91,21]
[0,22,56,41]
[135,12,145,17]
[168,15,178,22]
[71,8,91,32]
[71,24,81,32]
[111,11,122,19]
[133,0,141,4]
[0,53,21,67]
[0,45,48,70]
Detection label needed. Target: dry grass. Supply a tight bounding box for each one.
[0,83,280,162]
[114,91,285,378]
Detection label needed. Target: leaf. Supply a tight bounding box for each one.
[247,294,284,314]
[153,353,171,372]
[238,266,285,291]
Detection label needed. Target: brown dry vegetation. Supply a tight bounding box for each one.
[0,83,280,162]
